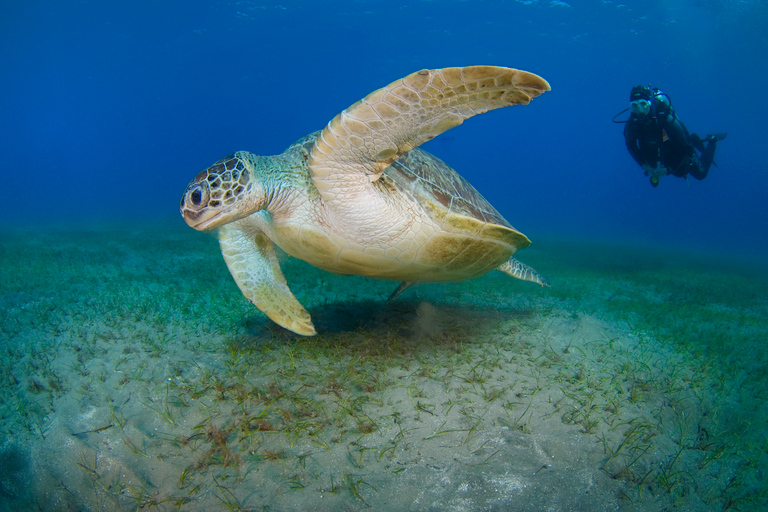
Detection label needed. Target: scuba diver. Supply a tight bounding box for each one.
[615,84,727,187]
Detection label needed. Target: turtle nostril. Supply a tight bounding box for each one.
[190,187,203,205]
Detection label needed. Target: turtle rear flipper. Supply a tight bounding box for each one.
[497,257,549,287]
[218,220,316,336]
[387,281,415,302]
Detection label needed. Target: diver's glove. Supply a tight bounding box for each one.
[642,164,669,178]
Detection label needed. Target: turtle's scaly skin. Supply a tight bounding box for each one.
[181,66,550,335]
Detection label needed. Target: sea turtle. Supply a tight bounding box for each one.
[180,66,550,336]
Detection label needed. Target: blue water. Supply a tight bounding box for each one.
[1,0,766,261]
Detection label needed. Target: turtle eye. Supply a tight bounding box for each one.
[190,187,203,206]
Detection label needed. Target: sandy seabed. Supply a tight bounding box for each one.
[1,222,766,511]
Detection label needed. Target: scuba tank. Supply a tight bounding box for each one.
[651,88,675,122]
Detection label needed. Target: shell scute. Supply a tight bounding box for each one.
[440,67,463,86]
[444,213,484,236]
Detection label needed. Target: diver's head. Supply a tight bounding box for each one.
[629,85,652,116]
[630,85,651,102]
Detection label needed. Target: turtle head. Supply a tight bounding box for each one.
[180,151,265,230]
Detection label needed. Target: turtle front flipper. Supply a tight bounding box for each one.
[218,220,316,336]
[308,66,550,206]
[497,257,550,287]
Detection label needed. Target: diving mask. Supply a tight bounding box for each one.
[630,99,651,116]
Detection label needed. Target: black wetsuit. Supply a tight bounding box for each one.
[624,100,717,180]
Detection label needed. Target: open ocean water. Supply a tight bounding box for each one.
[1,1,767,510]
